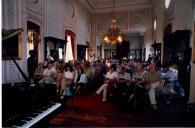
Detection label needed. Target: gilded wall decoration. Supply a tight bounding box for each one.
[116,13,128,30]
[129,12,146,30]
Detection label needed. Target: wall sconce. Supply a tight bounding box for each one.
[27,30,40,45]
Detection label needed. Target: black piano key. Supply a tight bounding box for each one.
[46,104,53,108]
[22,117,32,121]
[12,125,20,128]
[13,120,26,126]
[34,110,43,113]
[2,83,60,127]
[21,120,28,124]
[38,107,48,111]
[25,116,34,120]
[27,112,39,118]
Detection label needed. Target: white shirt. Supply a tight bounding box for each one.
[105,71,118,80]
[64,71,74,80]
[43,68,53,76]
[119,72,131,80]
[51,67,57,74]
[74,73,88,84]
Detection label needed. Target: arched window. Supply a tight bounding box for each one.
[165,0,171,9]
[65,35,74,62]
[65,30,75,62]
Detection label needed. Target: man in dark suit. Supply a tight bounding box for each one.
[27,50,37,82]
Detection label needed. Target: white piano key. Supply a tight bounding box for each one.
[12,103,61,128]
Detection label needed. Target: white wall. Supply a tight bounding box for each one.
[75,1,91,45]
[154,0,195,103]
[126,34,142,49]
[2,0,92,83]
[92,8,153,60]
[2,0,29,83]
[46,0,62,39]
[60,0,92,59]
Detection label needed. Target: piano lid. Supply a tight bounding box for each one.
[2,28,23,41]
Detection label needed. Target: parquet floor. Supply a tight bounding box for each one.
[49,93,195,127]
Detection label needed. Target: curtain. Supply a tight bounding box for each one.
[65,30,75,60]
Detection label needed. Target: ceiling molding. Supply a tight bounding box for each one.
[79,0,154,13]
[79,0,93,12]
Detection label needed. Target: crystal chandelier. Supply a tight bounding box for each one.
[103,0,124,45]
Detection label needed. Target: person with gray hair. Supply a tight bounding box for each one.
[96,64,118,102]
[145,64,164,110]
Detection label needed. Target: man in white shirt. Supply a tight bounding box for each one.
[96,64,118,102]
[39,63,55,84]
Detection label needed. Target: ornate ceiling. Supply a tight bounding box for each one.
[79,0,154,13]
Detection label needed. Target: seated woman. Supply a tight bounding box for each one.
[55,62,64,93]
[96,64,118,102]
[34,62,44,83]
[118,66,131,93]
[73,67,88,95]
[128,65,146,102]
[119,66,131,82]
[114,66,131,104]
[84,62,92,80]
[60,64,74,99]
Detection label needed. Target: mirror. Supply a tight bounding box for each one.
[44,37,66,61]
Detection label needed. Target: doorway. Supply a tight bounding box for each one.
[27,21,40,65]
[65,30,75,62]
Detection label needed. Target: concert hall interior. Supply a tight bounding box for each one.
[1,0,195,127]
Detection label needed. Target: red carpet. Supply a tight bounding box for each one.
[66,93,114,112]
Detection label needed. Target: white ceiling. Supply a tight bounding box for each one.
[79,0,154,13]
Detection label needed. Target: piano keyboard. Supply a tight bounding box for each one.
[12,102,61,128]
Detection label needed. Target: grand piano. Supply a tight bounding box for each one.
[2,28,61,128]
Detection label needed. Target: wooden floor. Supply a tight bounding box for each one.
[49,94,195,127]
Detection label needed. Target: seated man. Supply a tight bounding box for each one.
[145,64,164,110]
[34,62,44,83]
[96,64,118,102]
[39,63,55,84]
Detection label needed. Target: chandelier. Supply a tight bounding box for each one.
[103,0,124,45]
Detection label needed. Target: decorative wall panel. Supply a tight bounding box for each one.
[6,0,15,28]
[96,14,111,32]
[117,13,128,30]
[95,10,146,33]
[26,0,44,16]
[129,12,146,30]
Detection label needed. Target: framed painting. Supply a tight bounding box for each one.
[2,29,23,60]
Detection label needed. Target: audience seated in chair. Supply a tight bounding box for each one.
[34,62,44,83]
[145,64,165,110]
[60,64,74,99]
[114,66,131,105]
[96,64,118,102]
[118,66,131,94]
[54,61,64,93]
[39,63,56,84]
[73,67,88,95]
[128,64,146,104]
